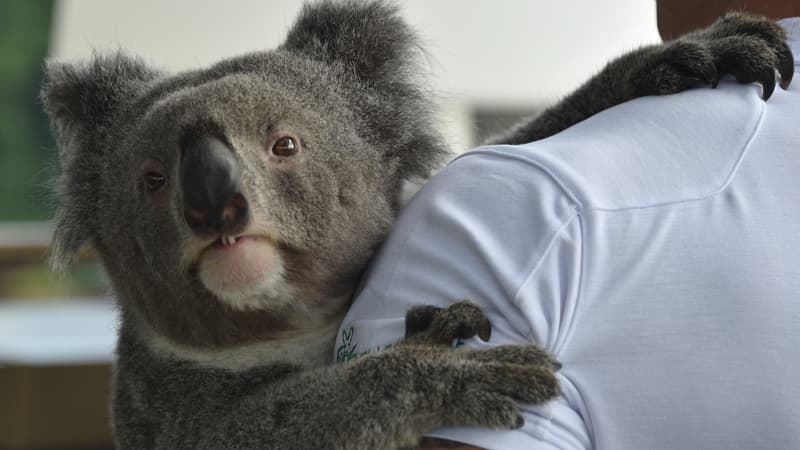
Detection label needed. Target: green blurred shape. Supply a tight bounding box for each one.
[0,1,55,221]
[0,261,109,299]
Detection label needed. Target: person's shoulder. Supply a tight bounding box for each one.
[427,144,581,223]
[470,82,767,211]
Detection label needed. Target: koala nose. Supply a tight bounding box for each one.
[180,136,250,238]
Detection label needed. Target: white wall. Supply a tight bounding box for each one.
[50,0,661,150]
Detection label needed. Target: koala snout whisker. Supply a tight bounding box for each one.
[180,136,251,238]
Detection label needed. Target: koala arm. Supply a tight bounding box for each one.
[488,12,794,145]
[227,347,559,450]
[113,344,557,450]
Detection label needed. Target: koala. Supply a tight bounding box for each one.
[41,1,791,449]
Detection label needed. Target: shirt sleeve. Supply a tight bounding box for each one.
[336,148,590,449]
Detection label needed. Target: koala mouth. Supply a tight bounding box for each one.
[196,234,285,308]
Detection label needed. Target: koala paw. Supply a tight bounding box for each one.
[441,351,561,429]
[633,12,793,100]
[403,300,491,345]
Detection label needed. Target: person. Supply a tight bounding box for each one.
[336,1,800,449]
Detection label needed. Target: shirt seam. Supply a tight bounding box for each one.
[449,149,586,353]
[590,96,766,212]
[514,210,595,447]
[566,211,596,448]
[512,208,579,328]
[455,94,766,214]
[451,148,585,211]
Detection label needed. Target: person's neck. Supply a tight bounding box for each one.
[658,2,800,40]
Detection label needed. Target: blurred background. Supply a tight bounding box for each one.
[0,1,660,448]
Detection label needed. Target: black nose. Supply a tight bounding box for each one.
[180,136,250,238]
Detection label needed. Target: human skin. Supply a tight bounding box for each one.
[657,0,800,40]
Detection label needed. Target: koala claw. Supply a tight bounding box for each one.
[634,12,793,101]
[699,12,793,99]
[404,300,492,345]
[779,47,794,89]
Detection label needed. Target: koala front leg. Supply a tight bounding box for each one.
[489,12,793,145]
[295,346,558,450]
[200,344,559,450]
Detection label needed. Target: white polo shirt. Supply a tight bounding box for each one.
[337,19,800,449]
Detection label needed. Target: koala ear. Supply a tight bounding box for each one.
[282,1,450,183]
[41,52,157,270]
[281,0,419,85]
[41,52,156,154]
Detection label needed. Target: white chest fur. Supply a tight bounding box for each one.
[141,320,341,371]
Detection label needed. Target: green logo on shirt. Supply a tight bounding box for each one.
[335,325,465,363]
[336,326,365,363]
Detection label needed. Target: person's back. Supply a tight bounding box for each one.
[507,30,800,448]
[338,18,800,450]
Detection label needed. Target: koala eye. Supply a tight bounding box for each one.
[271,136,299,158]
[142,171,168,193]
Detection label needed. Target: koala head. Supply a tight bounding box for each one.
[41,1,449,349]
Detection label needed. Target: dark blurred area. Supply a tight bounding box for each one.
[1,3,115,449]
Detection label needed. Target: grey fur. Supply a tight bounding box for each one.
[41,2,791,449]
